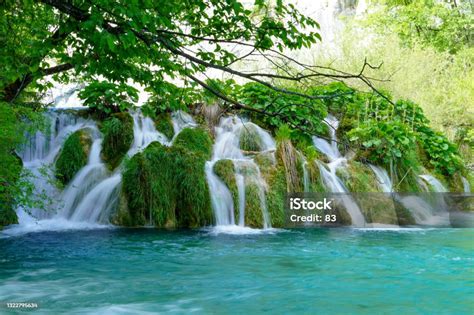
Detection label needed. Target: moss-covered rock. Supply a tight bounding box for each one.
[173,127,212,158]
[120,127,213,228]
[265,165,287,227]
[446,172,465,193]
[101,112,134,170]
[244,181,265,228]
[172,128,213,227]
[308,160,326,193]
[155,113,174,140]
[121,142,176,227]
[337,162,380,193]
[213,159,239,220]
[337,162,398,224]
[55,129,92,185]
[239,123,263,152]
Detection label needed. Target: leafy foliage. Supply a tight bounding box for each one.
[319,82,464,176]
[0,102,49,223]
[235,82,328,139]
[367,0,473,53]
[78,82,139,116]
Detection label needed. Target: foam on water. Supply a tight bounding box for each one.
[205,225,282,236]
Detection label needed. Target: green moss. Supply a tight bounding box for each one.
[337,162,398,224]
[394,202,417,225]
[155,113,174,140]
[55,129,92,185]
[101,112,133,170]
[254,152,275,174]
[172,147,213,228]
[173,127,212,158]
[336,162,380,192]
[120,127,213,228]
[239,124,263,152]
[213,159,239,220]
[244,181,264,228]
[121,142,176,227]
[308,160,325,193]
[265,166,287,227]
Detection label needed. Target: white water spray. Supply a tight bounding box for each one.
[206,116,275,228]
[313,115,366,226]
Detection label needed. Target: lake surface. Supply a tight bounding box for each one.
[1,227,473,314]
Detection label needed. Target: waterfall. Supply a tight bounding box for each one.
[303,160,310,192]
[418,174,450,225]
[369,164,393,193]
[206,116,275,228]
[313,115,366,227]
[68,173,122,223]
[17,111,99,220]
[171,110,198,137]
[58,139,108,219]
[9,110,191,232]
[461,177,471,193]
[419,175,449,193]
[129,112,169,155]
[368,165,451,226]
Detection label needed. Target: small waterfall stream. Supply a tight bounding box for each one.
[461,177,471,193]
[369,165,451,226]
[369,165,393,193]
[312,115,366,227]
[205,116,275,229]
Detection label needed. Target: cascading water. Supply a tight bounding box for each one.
[419,175,448,193]
[205,116,275,229]
[312,115,366,227]
[369,164,451,226]
[369,164,393,193]
[461,176,471,193]
[58,139,108,219]
[303,160,310,192]
[129,112,169,155]
[8,109,192,233]
[172,110,197,137]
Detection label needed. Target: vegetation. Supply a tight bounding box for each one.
[55,129,92,185]
[154,113,174,140]
[213,159,239,220]
[100,112,134,169]
[121,128,213,228]
[239,124,264,152]
[120,142,176,227]
[0,0,471,228]
[78,82,139,117]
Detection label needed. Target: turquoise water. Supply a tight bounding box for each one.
[1,228,473,314]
